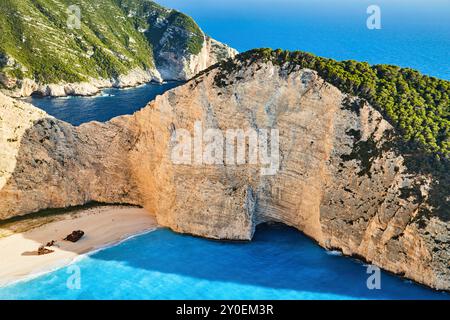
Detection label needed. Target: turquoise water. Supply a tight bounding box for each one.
[0,224,447,300]
[158,0,450,80]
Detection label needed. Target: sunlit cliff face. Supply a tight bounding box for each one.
[0,95,49,190]
[0,56,448,290]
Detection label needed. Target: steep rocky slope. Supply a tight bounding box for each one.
[0,54,448,290]
[117,0,238,80]
[0,94,142,214]
[0,0,236,97]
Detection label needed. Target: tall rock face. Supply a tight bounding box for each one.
[0,94,142,215]
[0,0,236,97]
[0,56,448,290]
[119,0,238,80]
[155,36,239,81]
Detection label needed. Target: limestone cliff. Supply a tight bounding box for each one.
[117,0,238,81]
[154,35,239,81]
[0,94,141,213]
[0,55,448,290]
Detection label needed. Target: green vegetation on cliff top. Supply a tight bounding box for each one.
[0,0,205,84]
[116,0,204,61]
[208,48,449,222]
[224,49,450,160]
[1,1,448,161]
[0,0,155,83]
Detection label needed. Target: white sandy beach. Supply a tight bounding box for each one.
[0,206,158,287]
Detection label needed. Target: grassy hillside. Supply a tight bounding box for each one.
[116,0,205,61]
[0,0,206,85]
[223,49,450,160]
[0,0,157,83]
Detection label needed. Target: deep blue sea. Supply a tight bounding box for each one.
[24,82,180,126]
[159,0,450,80]
[0,224,448,300]
[5,0,449,300]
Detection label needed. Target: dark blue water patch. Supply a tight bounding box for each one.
[0,224,447,300]
[22,82,181,126]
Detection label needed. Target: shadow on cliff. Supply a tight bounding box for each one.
[1,117,86,220]
[0,112,142,224]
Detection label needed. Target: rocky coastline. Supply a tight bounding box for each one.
[1,68,162,98]
[1,53,448,290]
[0,36,237,98]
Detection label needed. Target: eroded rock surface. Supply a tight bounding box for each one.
[155,36,239,81]
[0,57,448,290]
[0,94,141,215]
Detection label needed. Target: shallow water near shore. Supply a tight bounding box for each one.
[0,224,447,300]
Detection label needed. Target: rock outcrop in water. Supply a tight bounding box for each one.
[0,54,448,290]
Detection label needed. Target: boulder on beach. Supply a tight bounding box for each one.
[64,230,85,243]
[37,246,54,256]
